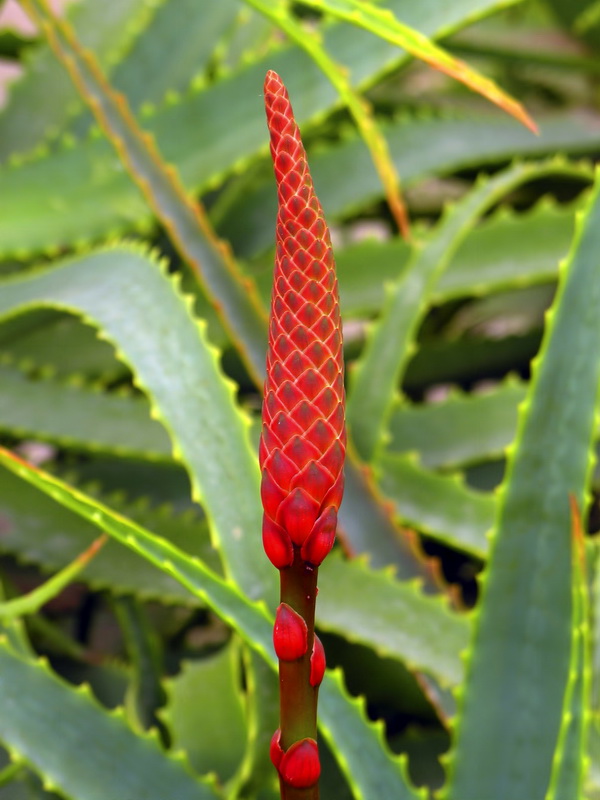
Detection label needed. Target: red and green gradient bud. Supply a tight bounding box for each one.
[260,69,346,570]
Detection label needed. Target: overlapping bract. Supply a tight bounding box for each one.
[260,70,346,569]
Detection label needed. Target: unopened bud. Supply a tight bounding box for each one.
[273,603,308,661]
[309,634,326,687]
[301,506,337,566]
[280,737,321,789]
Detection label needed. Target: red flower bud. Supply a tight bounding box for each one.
[260,69,345,566]
[280,738,321,789]
[262,516,294,569]
[273,602,308,661]
[309,634,326,687]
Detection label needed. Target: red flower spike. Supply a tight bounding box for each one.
[273,602,308,661]
[279,738,321,789]
[260,69,346,566]
[309,634,326,688]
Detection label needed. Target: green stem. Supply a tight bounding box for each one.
[279,552,320,800]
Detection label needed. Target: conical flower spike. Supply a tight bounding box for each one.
[261,70,346,799]
[260,70,346,570]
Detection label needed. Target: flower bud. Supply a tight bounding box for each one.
[280,738,321,789]
[262,516,294,569]
[273,602,308,661]
[301,506,337,566]
[309,634,326,687]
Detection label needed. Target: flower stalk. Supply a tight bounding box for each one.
[260,70,346,799]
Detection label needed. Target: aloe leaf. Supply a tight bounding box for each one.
[160,643,247,782]
[377,453,494,558]
[347,158,592,463]
[0,535,106,620]
[0,364,171,458]
[24,0,269,385]
[436,197,579,302]
[0,245,275,606]
[297,0,536,131]
[405,328,542,393]
[0,638,221,800]
[319,668,425,800]
[545,502,592,800]
[0,0,152,161]
[0,468,219,604]
[318,554,469,687]
[587,539,600,799]
[113,596,165,733]
[387,379,526,469]
[228,651,280,800]
[0,313,127,381]
[340,454,439,580]
[445,170,600,800]
[0,2,550,260]
[70,0,242,137]
[0,450,423,799]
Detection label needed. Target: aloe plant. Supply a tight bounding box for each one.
[0,1,598,799]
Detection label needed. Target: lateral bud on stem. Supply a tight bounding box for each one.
[309,634,326,687]
[273,602,308,661]
[270,730,321,790]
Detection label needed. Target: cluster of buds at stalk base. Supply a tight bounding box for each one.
[260,70,346,795]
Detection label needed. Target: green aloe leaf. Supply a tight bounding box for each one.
[445,169,600,800]
[339,453,438,579]
[545,503,592,800]
[318,554,469,687]
[436,197,579,302]
[297,0,536,130]
[0,312,127,381]
[0,467,219,604]
[0,449,423,800]
[377,453,494,558]
[114,596,165,733]
[0,245,275,606]
[0,364,171,458]
[70,0,242,137]
[0,638,221,800]
[319,668,425,800]
[585,538,600,800]
[160,643,248,783]
[0,535,106,620]
[346,158,592,463]
[228,652,280,800]
[23,0,269,385]
[387,378,526,469]
[0,0,151,161]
